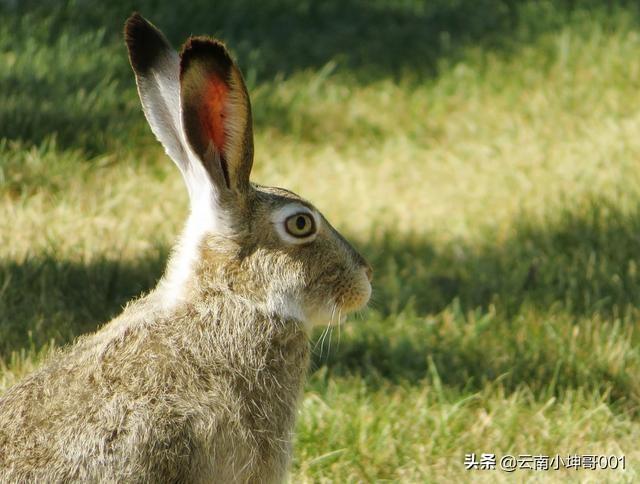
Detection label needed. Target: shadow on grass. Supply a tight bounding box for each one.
[2,198,639,405]
[2,0,638,152]
[312,312,639,413]
[0,249,167,356]
[0,0,536,81]
[365,200,640,320]
[312,198,640,405]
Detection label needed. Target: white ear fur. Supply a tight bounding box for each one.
[135,51,186,173]
[126,14,229,309]
[125,14,220,209]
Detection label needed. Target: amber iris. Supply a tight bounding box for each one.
[284,213,316,238]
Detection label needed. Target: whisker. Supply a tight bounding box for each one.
[325,303,340,359]
[317,326,329,357]
[318,323,330,360]
[312,323,330,355]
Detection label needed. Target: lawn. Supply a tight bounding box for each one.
[1,0,640,481]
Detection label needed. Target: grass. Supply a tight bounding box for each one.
[2,0,640,481]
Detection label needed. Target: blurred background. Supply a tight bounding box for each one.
[1,0,640,480]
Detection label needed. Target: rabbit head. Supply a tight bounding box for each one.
[125,14,372,329]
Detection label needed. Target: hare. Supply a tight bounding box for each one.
[0,12,372,484]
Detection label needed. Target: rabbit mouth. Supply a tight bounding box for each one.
[335,286,371,314]
[303,266,371,327]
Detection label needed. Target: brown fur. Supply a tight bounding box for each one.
[0,15,371,483]
[0,284,308,482]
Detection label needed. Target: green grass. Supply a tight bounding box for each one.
[2,0,640,481]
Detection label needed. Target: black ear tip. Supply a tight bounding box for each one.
[124,12,148,44]
[124,13,170,74]
[180,36,233,77]
[126,11,144,24]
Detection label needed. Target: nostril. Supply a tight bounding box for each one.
[364,264,373,282]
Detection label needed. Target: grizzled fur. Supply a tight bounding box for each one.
[0,290,308,482]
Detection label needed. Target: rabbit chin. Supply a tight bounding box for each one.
[303,272,372,329]
[303,305,346,329]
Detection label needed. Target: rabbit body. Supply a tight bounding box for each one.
[0,287,307,482]
[0,13,371,483]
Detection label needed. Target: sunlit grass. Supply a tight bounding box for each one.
[2,0,640,481]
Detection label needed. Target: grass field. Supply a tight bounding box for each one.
[2,0,640,481]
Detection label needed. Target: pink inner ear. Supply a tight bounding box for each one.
[199,76,228,152]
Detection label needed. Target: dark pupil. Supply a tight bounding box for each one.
[295,216,307,230]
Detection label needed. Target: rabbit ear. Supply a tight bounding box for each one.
[179,37,254,195]
[124,14,198,186]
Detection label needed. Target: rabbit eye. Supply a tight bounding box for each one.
[284,213,316,238]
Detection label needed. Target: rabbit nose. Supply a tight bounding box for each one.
[363,264,373,282]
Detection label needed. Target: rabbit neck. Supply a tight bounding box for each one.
[158,200,231,312]
[190,299,309,385]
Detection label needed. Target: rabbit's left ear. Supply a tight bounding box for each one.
[179,38,254,195]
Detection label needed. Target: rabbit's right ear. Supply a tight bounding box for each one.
[179,37,254,197]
